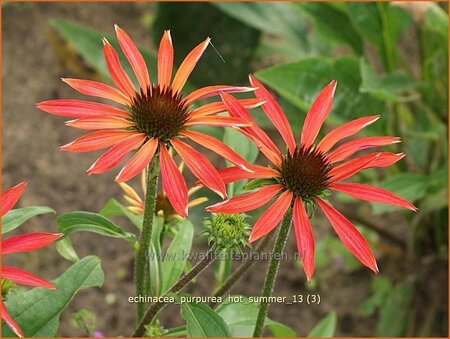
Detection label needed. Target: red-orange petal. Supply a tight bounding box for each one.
[1,182,27,217]
[65,116,134,130]
[330,182,417,211]
[171,38,210,93]
[215,165,279,184]
[206,184,282,214]
[159,144,188,217]
[62,78,130,105]
[327,136,401,163]
[293,197,315,281]
[301,80,337,149]
[60,130,136,152]
[171,138,226,199]
[115,138,158,183]
[328,153,380,183]
[315,198,378,273]
[36,100,129,118]
[2,232,63,255]
[249,74,296,154]
[180,130,251,171]
[185,116,251,128]
[1,300,24,338]
[158,30,174,89]
[317,115,380,153]
[115,25,150,91]
[249,190,293,242]
[102,38,136,98]
[190,98,262,118]
[87,133,146,174]
[1,266,56,289]
[184,85,255,105]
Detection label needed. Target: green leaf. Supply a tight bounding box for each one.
[1,206,55,234]
[266,320,296,337]
[2,256,104,337]
[57,211,137,246]
[55,237,80,262]
[293,3,363,53]
[100,198,142,229]
[161,220,194,293]
[181,302,231,337]
[307,311,337,337]
[148,216,164,296]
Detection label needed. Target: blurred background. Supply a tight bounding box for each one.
[2,1,448,337]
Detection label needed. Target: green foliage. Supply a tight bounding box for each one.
[2,256,104,337]
[100,198,143,229]
[180,301,231,337]
[1,206,55,234]
[307,311,337,337]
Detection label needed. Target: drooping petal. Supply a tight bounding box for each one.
[206,184,282,213]
[301,80,337,149]
[102,38,136,98]
[87,133,146,174]
[118,182,143,204]
[327,136,401,163]
[184,85,255,105]
[317,115,380,153]
[36,100,129,118]
[293,197,315,281]
[330,182,417,211]
[249,74,296,154]
[60,130,136,152]
[185,116,251,128]
[1,182,27,216]
[115,25,150,91]
[159,144,188,217]
[315,198,378,273]
[180,130,251,170]
[2,233,62,255]
[61,78,131,105]
[115,138,158,182]
[65,116,134,130]
[1,300,24,338]
[190,98,262,118]
[171,38,210,93]
[171,138,226,199]
[158,30,174,89]
[1,266,55,289]
[216,165,279,184]
[328,153,380,183]
[249,190,293,242]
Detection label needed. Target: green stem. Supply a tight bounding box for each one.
[135,157,159,322]
[253,209,293,337]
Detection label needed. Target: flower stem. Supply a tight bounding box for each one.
[133,247,217,337]
[135,157,159,322]
[253,209,292,337]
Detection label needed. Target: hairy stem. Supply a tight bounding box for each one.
[253,209,292,337]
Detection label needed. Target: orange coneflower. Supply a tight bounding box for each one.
[38,26,260,217]
[1,182,62,338]
[207,76,417,281]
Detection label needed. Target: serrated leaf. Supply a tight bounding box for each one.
[307,311,337,337]
[181,302,231,337]
[1,206,55,234]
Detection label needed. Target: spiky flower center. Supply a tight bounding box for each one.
[129,85,189,141]
[279,146,331,201]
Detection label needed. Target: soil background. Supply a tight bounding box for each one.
[2,2,448,337]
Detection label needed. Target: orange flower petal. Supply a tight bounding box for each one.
[184,85,255,105]
[171,138,226,199]
[87,133,146,174]
[330,182,417,211]
[215,165,279,185]
[185,116,251,128]
[65,116,134,130]
[60,130,136,152]
[2,233,63,255]
[115,25,150,91]
[171,37,210,93]
[301,80,337,149]
[157,30,174,89]
[317,115,380,153]
[249,74,296,154]
[1,182,27,216]
[206,184,282,214]
[293,197,315,281]
[62,78,130,105]
[160,144,188,217]
[1,300,24,338]
[249,190,293,242]
[328,152,380,183]
[36,100,129,118]
[115,138,158,183]
[102,38,136,98]
[315,198,378,273]
[1,266,56,289]
[190,98,262,118]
